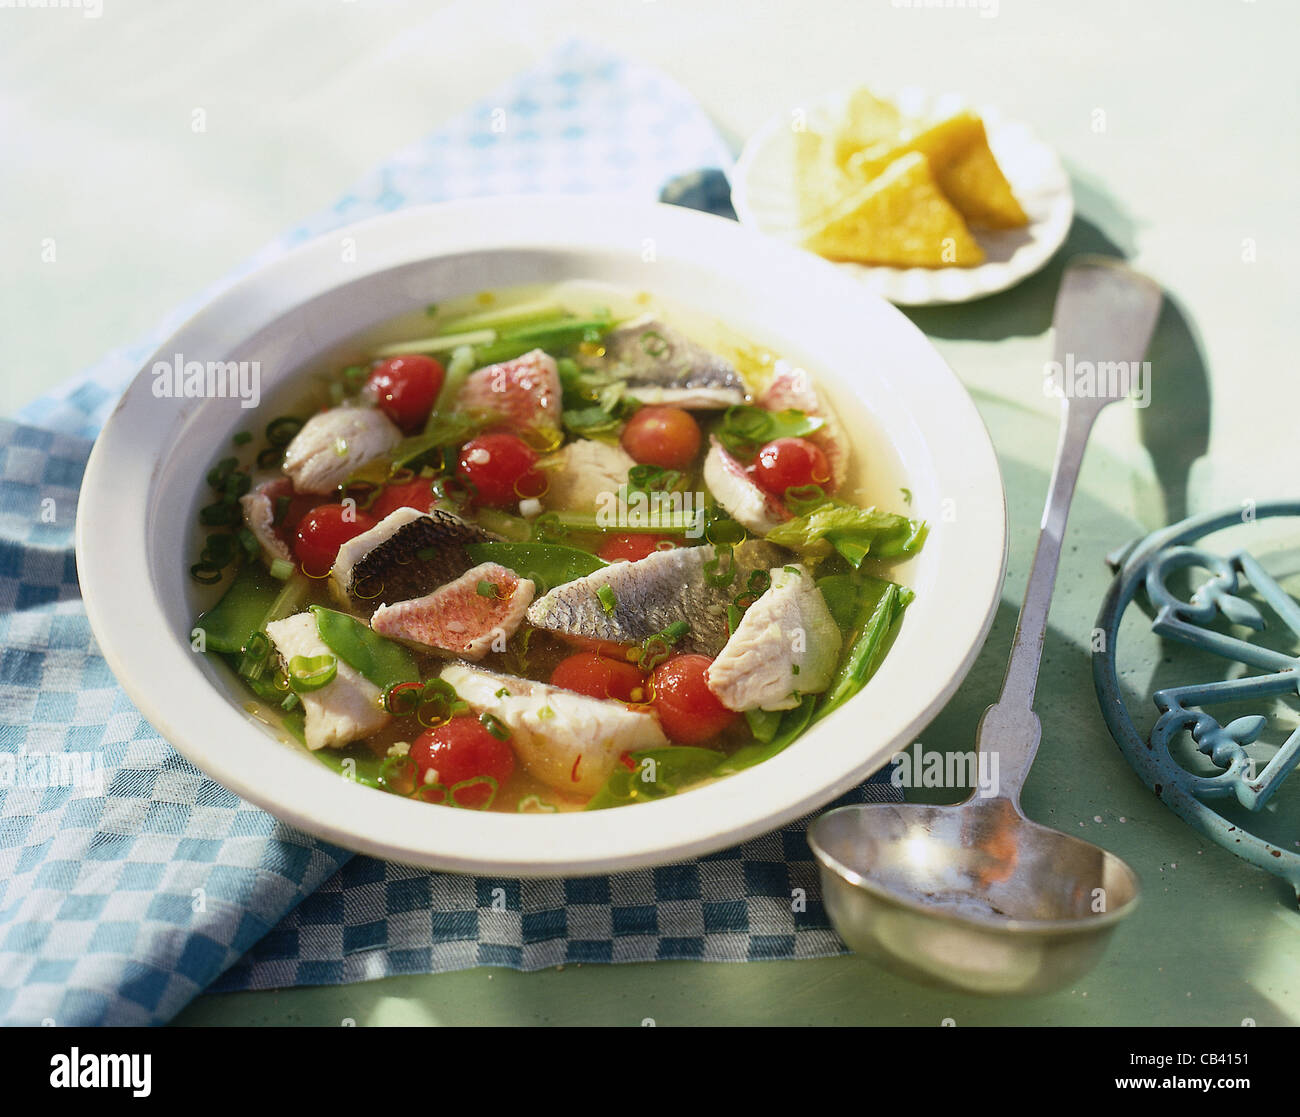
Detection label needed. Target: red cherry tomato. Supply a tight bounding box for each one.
[456,433,545,507]
[550,652,649,704]
[410,715,515,809]
[596,534,677,563]
[752,437,833,499]
[366,355,445,432]
[293,503,378,576]
[369,478,436,520]
[650,654,738,744]
[619,406,701,470]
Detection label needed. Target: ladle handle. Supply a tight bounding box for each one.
[976,257,1164,805]
[976,397,1101,802]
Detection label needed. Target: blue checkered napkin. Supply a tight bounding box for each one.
[1,42,900,1023]
[0,421,354,1025]
[211,782,894,991]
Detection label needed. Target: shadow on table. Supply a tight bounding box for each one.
[905,191,1214,527]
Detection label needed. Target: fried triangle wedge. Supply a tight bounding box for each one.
[846,110,1028,230]
[801,151,985,268]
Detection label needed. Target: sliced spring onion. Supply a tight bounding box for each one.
[478,712,510,741]
[288,654,337,693]
[198,501,239,527]
[476,580,500,599]
[206,457,238,488]
[596,584,618,614]
[435,298,566,335]
[470,316,613,367]
[269,557,295,581]
[238,630,272,680]
[232,431,252,446]
[415,678,465,727]
[372,328,496,359]
[702,546,736,588]
[265,417,303,446]
[432,344,479,415]
[784,483,829,514]
[189,563,223,585]
[383,680,425,717]
[638,619,690,670]
[626,464,684,494]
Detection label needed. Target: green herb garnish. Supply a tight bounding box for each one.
[288,654,337,693]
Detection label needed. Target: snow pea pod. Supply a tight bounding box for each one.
[464,542,606,594]
[194,563,280,654]
[309,605,418,690]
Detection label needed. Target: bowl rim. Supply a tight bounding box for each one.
[76,194,1007,876]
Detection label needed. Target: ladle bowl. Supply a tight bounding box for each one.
[810,798,1141,995]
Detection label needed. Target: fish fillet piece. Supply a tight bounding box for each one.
[526,539,784,657]
[707,564,842,712]
[457,349,561,432]
[440,663,668,796]
[370,563,534,660]
[239,478,294,565]
[759,360,850,488]
[333,507,496,611]
[281,406,403,495]
[329,506,425,606]
[584,315,748,409]
[265,612,388,750]
[541,438,635,513]
[703,437,790,536]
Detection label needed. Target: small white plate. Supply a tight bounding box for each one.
[731,87,1074,306]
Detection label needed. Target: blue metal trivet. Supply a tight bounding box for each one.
[1093,501,1300,899]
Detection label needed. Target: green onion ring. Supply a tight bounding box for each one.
[288,654,337,693]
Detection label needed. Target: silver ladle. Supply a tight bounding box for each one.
[808,257,1163,995]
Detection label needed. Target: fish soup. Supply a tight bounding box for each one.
[191,282,926,813]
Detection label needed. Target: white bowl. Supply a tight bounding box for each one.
[732,87,1073,306]
[76,196,1006,877]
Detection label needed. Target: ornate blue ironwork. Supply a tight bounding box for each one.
[1093,501,1300,899]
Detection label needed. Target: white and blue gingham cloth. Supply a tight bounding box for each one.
[0,41,896,1025]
